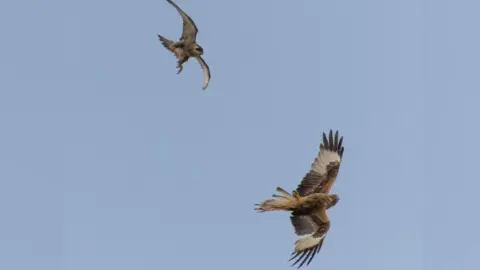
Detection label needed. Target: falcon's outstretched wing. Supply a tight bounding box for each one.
[295,130,344,196]
[158,35,176,53]
[289,209,330,268]
[195,56,211,90]
[166,0,198,42]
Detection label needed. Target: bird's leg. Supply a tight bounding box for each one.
[176,63,183,74]
[292,190,301,201]
[176,57,188,74]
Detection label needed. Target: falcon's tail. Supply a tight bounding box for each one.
[254,187,299,213]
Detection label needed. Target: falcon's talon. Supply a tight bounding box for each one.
[176,65,183,74]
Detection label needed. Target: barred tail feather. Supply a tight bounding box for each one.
[254,187,298,213]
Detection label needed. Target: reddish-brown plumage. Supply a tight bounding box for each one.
[255,130,345,268]
[292,194,339,216]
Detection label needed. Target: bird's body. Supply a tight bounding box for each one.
[256,188,339,215]
[158,0,211,90]
[291,193,339,216]
[158,36,191,72]
[255,130,345,268]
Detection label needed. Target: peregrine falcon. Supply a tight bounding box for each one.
[158,0,211,90]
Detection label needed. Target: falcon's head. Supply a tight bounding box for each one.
[192,44,204,56]
[195,45,204,54]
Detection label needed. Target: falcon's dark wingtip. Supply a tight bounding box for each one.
[322,130,344,158]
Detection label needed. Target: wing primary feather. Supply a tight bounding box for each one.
[328,130,334,150]
[307,245,319,265]
[299,250,314,268]
[290,251,300,258]
[316,241,323,254]
[291,251,308,267]
[338,136,344,157]
[334,130,339,150]
[291,247,319,269]
[322,133,328,149]
[297,250,313,268]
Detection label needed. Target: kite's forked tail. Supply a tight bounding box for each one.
[254,187,300,213]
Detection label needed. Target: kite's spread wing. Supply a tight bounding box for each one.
[289,209,331,268]
[295,130,344,196]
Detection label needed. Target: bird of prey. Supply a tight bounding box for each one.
[254,130,345,268]
[158,0,211,90]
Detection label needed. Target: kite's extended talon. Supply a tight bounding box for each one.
[292,191,301,200]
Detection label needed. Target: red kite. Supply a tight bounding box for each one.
[255,130,345,268]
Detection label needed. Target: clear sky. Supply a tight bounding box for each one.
[0,0,479,269]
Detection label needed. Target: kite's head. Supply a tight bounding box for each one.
[326,194,340,209]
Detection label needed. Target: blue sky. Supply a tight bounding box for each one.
[0,0,479,269]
